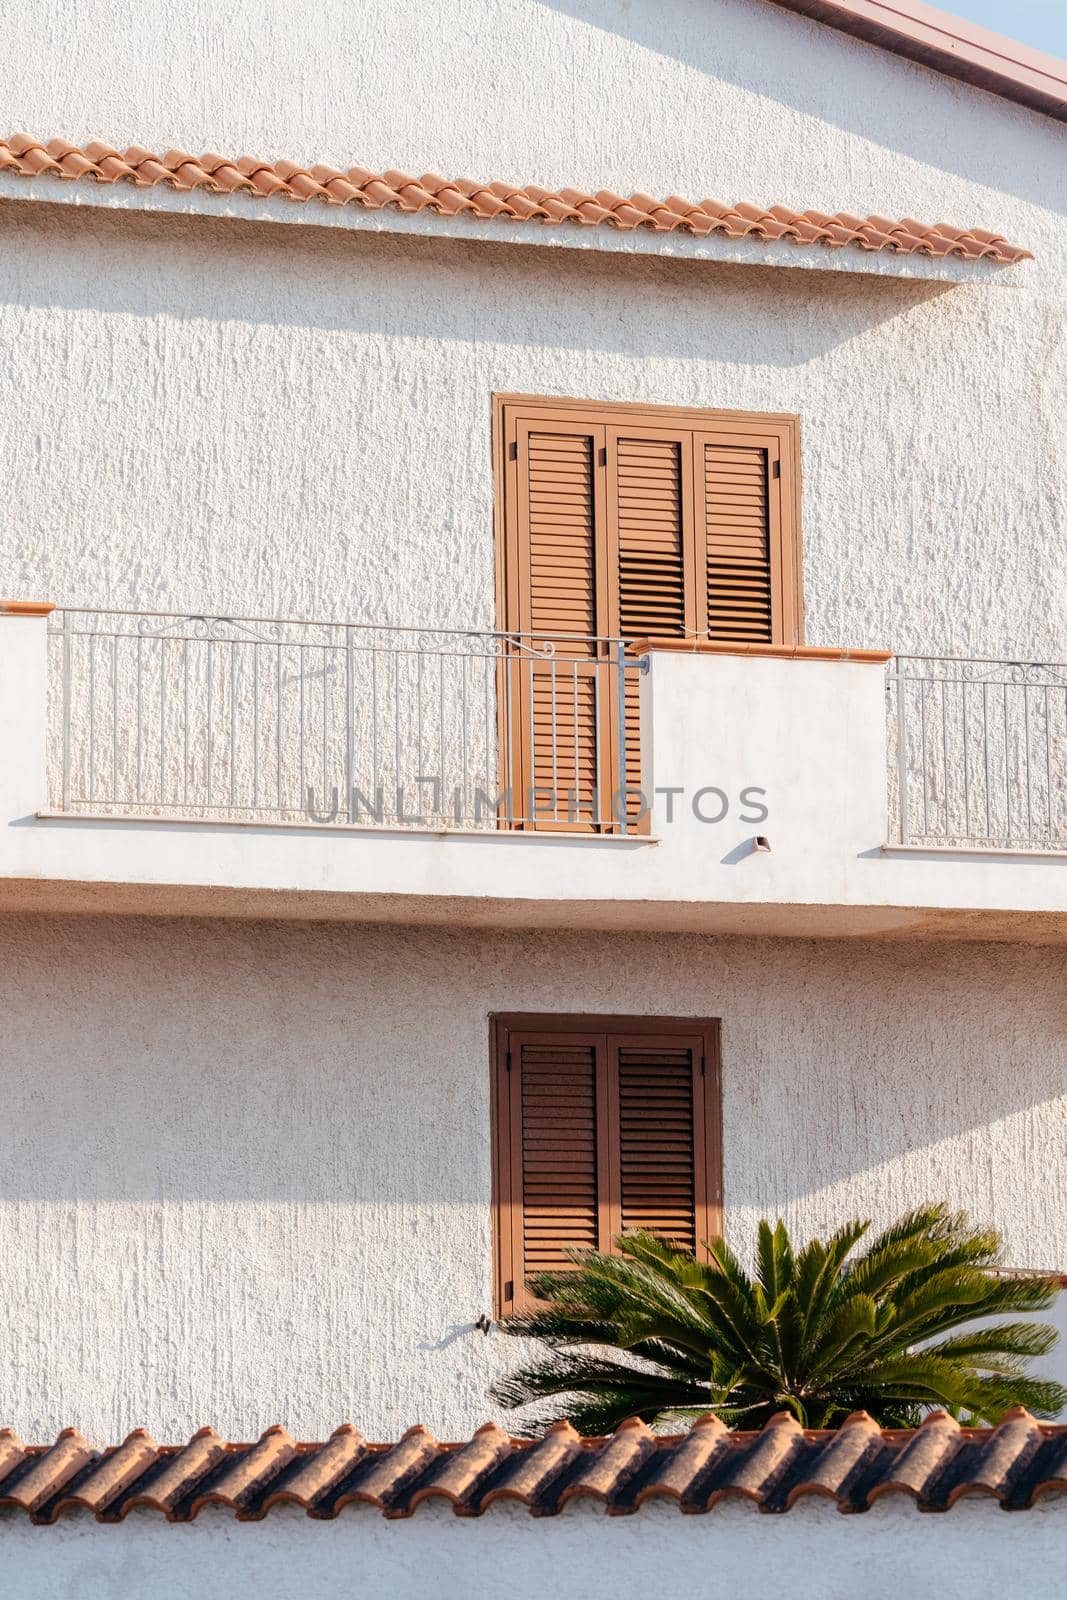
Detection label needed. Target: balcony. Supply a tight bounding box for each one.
[45,608,642,834]
[0,603,1063,939]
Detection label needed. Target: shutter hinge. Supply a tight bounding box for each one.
[506,1048,513,1073]
[772,459,781,478]
[508,440,518,461]
[598,446,607,466]
[505,1280,514,1301]
[700,1055,707,1078]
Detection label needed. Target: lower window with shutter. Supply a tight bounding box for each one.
[490,1013,723,1318]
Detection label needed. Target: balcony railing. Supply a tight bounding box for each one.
[888,656,1067,850]
[44,615,1067,855]
[48,609,643,833]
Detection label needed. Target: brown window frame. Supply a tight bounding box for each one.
[490,1012,724,1319]
[492,393,805,651]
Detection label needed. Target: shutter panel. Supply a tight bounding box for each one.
[518,1037,601,1278]
[699,439,775,642]
[507,421,611,826]
[616,1041,699,1252]
[525,429,599,646]
[611,434,689,639]
[607,430,692,826]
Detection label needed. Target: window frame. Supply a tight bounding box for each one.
[489,1011,724,1319]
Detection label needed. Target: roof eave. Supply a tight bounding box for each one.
[763,0,1067,121]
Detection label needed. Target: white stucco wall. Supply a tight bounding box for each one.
[0,914,1062,1442]
[0,0,1064,663]
[4,1498,1066,1600]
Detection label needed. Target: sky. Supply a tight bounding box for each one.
[939,0,1067,58]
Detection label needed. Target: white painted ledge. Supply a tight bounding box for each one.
[0,170,1020,284]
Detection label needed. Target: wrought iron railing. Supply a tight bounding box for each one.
[47,609,644,833]
[887,656,1067,850]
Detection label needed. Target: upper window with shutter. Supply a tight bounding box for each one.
[490,1013,723,1318]
[494,394,802,650]
[493,396,802,830]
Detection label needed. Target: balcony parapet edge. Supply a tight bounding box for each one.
[0,599,54,616]
[631,637,893,663]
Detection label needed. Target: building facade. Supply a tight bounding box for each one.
[0,0,1065,1580]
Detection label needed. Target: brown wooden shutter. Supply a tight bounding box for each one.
[495,399,803,830]
[502,415,612,827]
[521,426,601,644]
[492,1016,722,1317]
[606,430,693,640]
[615,1037,703,1254]
[697,436,774,642]
[514,1033,604,1279]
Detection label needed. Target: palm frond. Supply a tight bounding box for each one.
[492,1210,1067,1434]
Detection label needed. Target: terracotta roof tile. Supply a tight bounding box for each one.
[0,134,1032,265]
[3,1409,1067,1523]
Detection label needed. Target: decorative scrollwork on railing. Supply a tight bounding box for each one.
[135,613,285,645]
[895,655,1067,688]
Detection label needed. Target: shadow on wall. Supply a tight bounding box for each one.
[0,201,956,367]
[540,0,1064,210]
[0,916,1063,1212]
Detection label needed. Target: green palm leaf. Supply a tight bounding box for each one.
[491,1208,1067,1434]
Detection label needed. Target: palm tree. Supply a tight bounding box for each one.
[491,1206,1067,1435]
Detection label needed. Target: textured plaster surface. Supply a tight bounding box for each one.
[0,915,1063,1441]
[3,1498,1067,1600]
[0,0,1064,662]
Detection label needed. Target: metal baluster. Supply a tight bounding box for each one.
[229,641,237,810]
[1043,685,1053,840]
[207,638,213,807]
[345,626,355,824]
[594,655,603,830]
[503,648,514,825]
[894,660,907,844]
[371,645,379,811]
[961,678,970,843]
[919,676,928,840]
[112,633,119,804]
[182,636,189,810]
[484,650,493,824]
[61,611,72,811]
[1003,682,1011,844]
[89,631,96,806]
[299,643,306,813]
[438,649,446,824]
[136,632,143,804]
[460,653,469,823]
[572,658,580,823]
[615,639,628,837]
[253,641,260,812]
[939,670,949,838]
[550,656,558,821]
[322,644,329,818]
[394,651,402,824]
[277,637,283,816]
[1024,681,1033,843]
[159,636,166,805]
[526,653,534,825]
